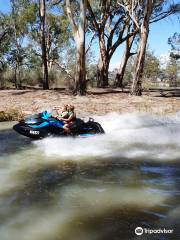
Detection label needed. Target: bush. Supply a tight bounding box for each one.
[22,68,43,86]
[49,67,74,89]
[0,69,15,88]
[0,108,23,121]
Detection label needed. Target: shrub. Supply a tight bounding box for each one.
[0,108,23,121]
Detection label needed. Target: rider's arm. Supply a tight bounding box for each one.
[57,115,65,120]
[52,107,61,118]
[53,106,61,109]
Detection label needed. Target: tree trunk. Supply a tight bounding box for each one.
[97,33,109,87]
[73,0,87,95]
[16,61,21,89]
[14,63,21,89]
[39,0,49,90]
[131,0,153,96]
[97,55,109,87]
[115,53,129,89]
[66,0,87,95]
[116,34,136,89]
[12,0,22,89]
[14,66,17,89]
[74,41,86,95]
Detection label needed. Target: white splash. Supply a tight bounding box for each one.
[35,112,180,161]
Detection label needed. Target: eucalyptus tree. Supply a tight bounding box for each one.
[130,0,153,95]
[113,0,142,88]
[115,22,138,88]
[0,1,37,87]
[131,0,180,95]
[87,0,139,87]
[9,0,31,88]
[39,0,49,89]
[66,0,87,95]
[4,0,37,88]
[23,0,70,89]
[0,13,13,72]
[116,0,180,90]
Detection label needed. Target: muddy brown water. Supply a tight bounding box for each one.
[0,113,180,240]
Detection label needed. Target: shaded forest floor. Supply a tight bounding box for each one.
[0,88,180,120]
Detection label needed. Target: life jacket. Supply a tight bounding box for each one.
[68,111,76,122]
[61,111,69,119]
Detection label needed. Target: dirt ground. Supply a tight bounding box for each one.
[0,88,180,118]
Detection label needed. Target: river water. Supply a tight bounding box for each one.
[0,113,179,240]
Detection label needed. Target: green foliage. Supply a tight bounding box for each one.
[168,32,180,60]
[0,0,72,89]
[0,69,14,88]
[0,14,13,72]
[168,32,180,51]
[165,58,179,86]
[20,2,38,25]
[22,68,43,86]
[124,69,133,84]
[27,1,70,65]
[87,64,97,87]
[143,50,160,80]
[165,60,178,76]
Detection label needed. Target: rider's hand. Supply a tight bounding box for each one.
[53,106,60,110]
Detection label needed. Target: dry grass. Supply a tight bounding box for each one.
[0,107,24,121]
[0,89,180,121]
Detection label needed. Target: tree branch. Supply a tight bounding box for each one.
[109,24,138,59]
[101,0,112,27]
[87,0,99,32]
[118,2,140,29]
[50,0,62,6]
[53,60,74,80]
[150,11,178,24]
[129,52,137,56]
[86,33,96,54]
[66,0,78,37]
[79,0,87,40]
[0,31,7,43]
[107,15,125,51]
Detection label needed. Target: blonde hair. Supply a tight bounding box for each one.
[63,105,68,111]
[69,105,74,111]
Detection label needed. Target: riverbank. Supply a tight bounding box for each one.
[0,89,180,121]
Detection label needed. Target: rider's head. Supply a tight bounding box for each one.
[63,104,68,111]
[69,105,74,112]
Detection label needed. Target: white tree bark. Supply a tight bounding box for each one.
[66,0,87,95]
[39,0,49,89]
[131,0,153,96]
